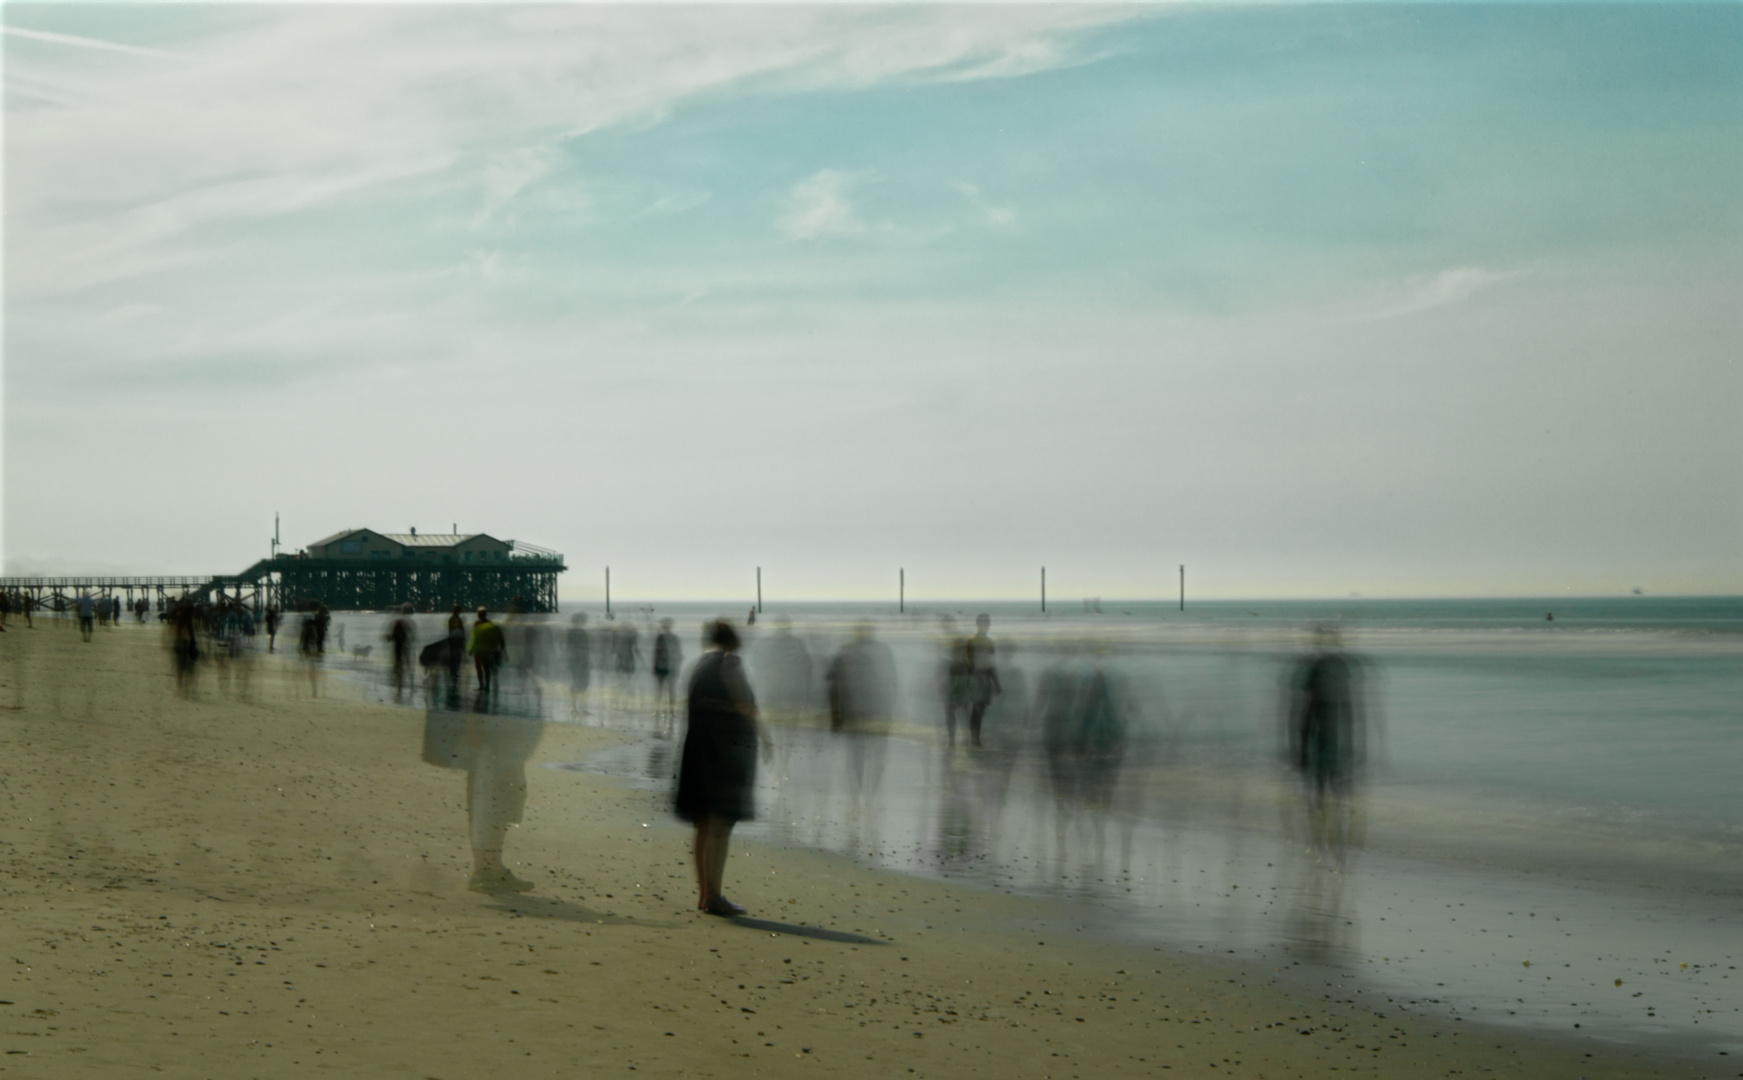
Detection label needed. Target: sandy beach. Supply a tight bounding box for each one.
[0,620,1705,1079]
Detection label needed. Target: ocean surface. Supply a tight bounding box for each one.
[323,595,1743,1060]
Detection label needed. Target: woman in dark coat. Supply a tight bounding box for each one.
[676,619,770,916]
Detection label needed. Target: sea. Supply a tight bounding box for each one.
[324,595,1743,1060]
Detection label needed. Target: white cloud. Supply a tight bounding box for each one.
[952,181,1017,228]
[1353,266,1525,322]
[777,169,866,240]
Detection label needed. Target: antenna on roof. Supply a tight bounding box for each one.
[453,523,457,535]
[411,526,417,537]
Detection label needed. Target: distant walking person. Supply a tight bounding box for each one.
[387,604,416,701]
[1286,626,1370,859]
[966,614,1002,748]
[468,608,507,700]
[0,591,9,631]
[565,614,593,718]
[652,618,684,730]
[675,619,770,916]
[77,594,96,642]
[264,606,279,651]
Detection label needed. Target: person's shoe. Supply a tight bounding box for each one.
[468,869,534,894]
[705,896,746,917]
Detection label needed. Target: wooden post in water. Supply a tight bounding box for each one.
[1041,566,1047,613]
[605,566,612,617]
[899,568,905,613]
[1179,565,1185,612]
[756,567,762,614]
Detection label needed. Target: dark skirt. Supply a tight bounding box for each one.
[674,715,756,823]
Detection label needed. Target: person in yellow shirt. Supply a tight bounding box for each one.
[468,607,507,699]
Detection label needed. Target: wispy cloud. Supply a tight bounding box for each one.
[1354,266,1525,322]
[952,181,1017,228]
[777,170,866,240]
[2,25,182,61]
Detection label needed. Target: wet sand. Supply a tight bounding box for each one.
[0,621,1702,1078]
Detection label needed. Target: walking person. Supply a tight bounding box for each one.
[565,614,593,719]
[387,604,416,701]
[468,607,507,701]
[264,606,279,651]
[652,618,683,733]
[77,593,96,642]
[965,613,1002,749]
[675,619,770,916]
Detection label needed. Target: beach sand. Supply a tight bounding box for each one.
[0,622,1700,1078]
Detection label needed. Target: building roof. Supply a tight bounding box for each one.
[307,528,369,550]
[378,533,492,548]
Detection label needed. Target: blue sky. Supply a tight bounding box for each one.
[4,4,1739,600]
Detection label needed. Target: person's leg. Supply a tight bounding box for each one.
[705,821,734,907]
[692,819,712,908]
[969,702,987,747]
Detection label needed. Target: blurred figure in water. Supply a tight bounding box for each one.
[675,619,770,916]
[1286,625,1369,862]
[938,616,971,749]
[387,604,416,701]
[1040,643,1130,866]
[422,692,543,893]
[973,639,1030,839]
[504,606,544,711]
[565,614,593,719]
[612,620,642,715]
[652,619,684,733]
[966,614,1002,749]
[827,621,898,816]
[752,616,814,722]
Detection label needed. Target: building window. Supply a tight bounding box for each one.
[340,541,361,554]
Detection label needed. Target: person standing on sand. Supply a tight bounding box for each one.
[468,607,506,700]
[77,594,96,642]
[264,606,279,651]
[0,591,9,631]
[675,619,770,916]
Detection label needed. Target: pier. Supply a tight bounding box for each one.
[1,528,566,615]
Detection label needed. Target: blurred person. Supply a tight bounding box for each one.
[652,618,684,731]
[826,621,899,813]
[264,606,279,651]
[445,604,467,698]
[76,593,96,642]
[752,615,815,721]
[468,607,506,701]
[169,599,201,696]
[1040,643,1130,864]
[966,614,1002,749]
[938,616,971,749]
[135,597,148,623]
[565,614,593,718]
[612,620,642,713]
[675,619,770,916]
[387,604,417,701]
[504,606,544,710]
[1286,625,1369,861]
[313,605,331,655]
[0,590,9,631]
[422,694,542,893]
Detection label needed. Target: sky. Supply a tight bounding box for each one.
[4,3,1739,602]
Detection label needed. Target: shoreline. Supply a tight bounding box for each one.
[0,621,1709,1077]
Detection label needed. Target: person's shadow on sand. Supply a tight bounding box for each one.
[480,893,678,929]
[720,916,887,945]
